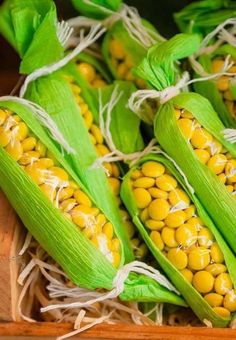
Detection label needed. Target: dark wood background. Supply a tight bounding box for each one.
[0,0,192,95]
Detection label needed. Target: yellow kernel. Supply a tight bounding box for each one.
[150,231,164,250]
[145,219,164,231]
[148,198,170,221]
[47,167,69,183]
[103,162,112,175]
[92,79,107,88]
[71,204,97,228]
[176,223,198,247]
[184,205,196,220]
[135,243,148,259]
[204,293,223,307]
[180,110,194,119]
[25,163,48,185]
[148,187,168,199]
[96,144,110,156]
[225,100,234,114]
[125,70,135,82]
[35,141,46,157]
[217,76,229,91]
[124,220,135,238]
[74,189,92,207]
[112,251,121,268]
[178,118,195,139]
[12,122,28,141]
[207,154,227,174]
[214,273,233,295]
[223,90,233,101]
[0,109,7,125]
[140,208,149,222]
[40,183,56,201]
[0,126,11,146]
[60,198,77,212]
[211,243,224,263]
[133,188,151,209]
[117,62,128,78]
[191,128,213,149]
[111,238,120,252]
[181,268,193,283]
[130,238,140,250]
[218,173,226,184]
[167,248,188,270]
[223,290,236,312]
[58,186,74,201]
[213,306,230,317]
[161,227,178,248]
[175,109,181,119]
[96,213,107,227]
[198,227,214,247]
[206,263,227,276]
[21,137,37,151]
[165,210,186,228]
[226,185,234,193]
[37,158,54,168]
[188,217,203,230]
[131,169,142,179]
[111,163,120,178]
[212,59,225,73]
[208,139,223,156]
[90,124,103,144]
[79,103,89,115]
[103,222,113,239]
[109,39,125,59]
[192,271,214,293]
[194,149,210,164]
[77,62,96,83]
[84,110,93,129]
[124,54,133,68]
[188,247,210,270]
[156,174,177,191]
[169,188,190,206]
[225,159,236,183]
[108,177,120,196]
[5,140,23,161]
[133,177,155,188]
[141,161,165,178]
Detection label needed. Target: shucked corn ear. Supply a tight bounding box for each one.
[121,154,236,326]
[0,101,186,306]
[133,33,236,254]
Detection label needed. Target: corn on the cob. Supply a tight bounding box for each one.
[121,155,236,326]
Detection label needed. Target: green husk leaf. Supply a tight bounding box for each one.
[0,0,63,74]
[154,92,236,255]
[121,153,236,326]
[174,0,236,35]
[71,0,122,20]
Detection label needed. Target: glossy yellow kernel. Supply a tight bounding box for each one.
[125,70,135,82]
[165,211,186,228]
[191,128,213,149]
[140,208,149,222]
[156,174,177,191]
[217,76,229,91]
[0,109,7,125]
[68,180,79,190]
[148,187,168,199]
[37,158,54,169]
[188,247,210,270]
[141,161,165,178]
[111,238,120,252]
[21,137,37,152]
[5,140,23,161]
[92,79,107,88]
[77,62,96,83]
[18,150,40,165]
[40,183,56,201]
[212,59,225,73]
[211,243,224,263]
[176,223,198,247]
[111,163,120,178]
[228,64,236,73]
[60,198,77,212]
[192,271,214,293]
[90,124,103,144]
[103,162,112,175]
[161,227,178,248]
[214,273,233,295]
[218,173,227,184]
[145,219,164,231]
[35,141,46,157]
[79,103,89,115]
[204,293,223,307]
[103,222,114,239]
[46,150,59,166]
[124,220,135,238]
[225,152,233,160]
[0,126,11,146]
[96,213,107,227]
[194,149,210,164]
[135,78,146,89]
[225,159,236,183]
[188,217,203,230]
[224,90,234,101]
[223,290,236,312]
[206,263,227,277]
[117,62,128,78]
[169,188,190,206]
[71,204,97,228]
[150,231,164,250]
[131,169,142,179]
[108,177,121,196]
[133,188,151,209]
[133,177,155,188]
[207,154,227,175]
[226,185,234,193]
[181,268,193,283]
[180,110,194,119]
[25,163,47,185]
[96,143,110,156]
[109,39,125,59]
[208,139,223,156]
[167,248,188,270]
[178,118,195,139]
[58,186,74,201]
[148,198,170,221]
[13,122,28,141]
[84,110,93,129]
[175,109,181,119]
[112,251,121,268]
[198,227,214,247]
[213,307,231,317]
[47,167,69,183]
[184,205,196,220]
[83,222,103,239]
[74,189,92,207]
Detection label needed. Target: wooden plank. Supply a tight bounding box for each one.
[0,191,25,321]
[0,322,236,340]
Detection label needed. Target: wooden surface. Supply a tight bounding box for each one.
[0,191,25,321]
[0,322,236,340]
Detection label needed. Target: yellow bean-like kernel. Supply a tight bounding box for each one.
[90,124,103,144]
[0,109,7,125]
[131,169,142,179]
[223,290,236,312]
[40,183,56,201]
[217,76,229,91]
[204,293,223,307]
[58,186,74,202]
[176,223,197,247]
[103,222,113,239]
[0,127,11,147]
[112,251,121,268]
[214,273,233,295]
[47,167,69,183]
[180,110,194,119]
[124,220,135,238]
[108,177,121,196]
[111,163,120,178]
[37,158,54,169]
[133,188,152,209]
[77,62,96,83]
[18,151,40,165]
[60,198,77,213]
[133,177,155,188]
[5,140,23,161]
[194,149,210,164]
[141,161,165,178]
[84,110,93,129]
[79,103,89,115]
[188,247,210,270]
[161,227,178,248]
[192,271,214,293]
[188,217,203,230]
[74,189,92,207]
[150,231,164,250]
[168,188,190,206]
[218,173,227,184]
[22,137,37,152]
[111,238,120,252]
[208,138,223,156]
[92,79,107,88]
[206,263,227,277]
[198,227,214,247]
[175,109,181,120]
[212,59,225,73]
[35,141,46,157]
[13,122,28,141]
[181,268,193,283]
[207,154,227,174]
[225,159,236,183]
[213,306,230,317]
[71,204,98,228]
[117,62,128,77]
[109,39,126,59]
[211,243,224,263]
[148,198,170,221]
[191,128,213,149]
[184,205,196,220]
[178,118,195,139]
[140,208,149,222]
[165,210,186,228]
[145,219,164,231]
[156,174,177,191]
[167,248,188,270]
[148,187,168,199]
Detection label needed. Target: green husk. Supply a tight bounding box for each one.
[0,100,186,306]
[174,0,236,35]
[71,0,122,20]
[121,153,236,327]
[192,45,236,128]
[134,33,236,254]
